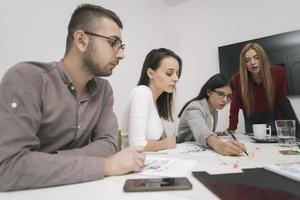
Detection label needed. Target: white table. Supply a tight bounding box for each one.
[1,135,299,200]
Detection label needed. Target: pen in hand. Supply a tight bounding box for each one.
[229,132,236,140]
[228,132,249,156]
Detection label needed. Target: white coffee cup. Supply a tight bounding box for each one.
[252,124,271,139]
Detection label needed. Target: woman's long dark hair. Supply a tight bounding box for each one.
[178,73,232,117]
[138,48,182,121]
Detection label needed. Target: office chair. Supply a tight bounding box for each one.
[277,98,300,139]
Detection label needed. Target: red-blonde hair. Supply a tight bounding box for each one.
[239,43,274,116]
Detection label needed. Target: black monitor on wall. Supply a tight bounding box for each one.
[218,29,300,96]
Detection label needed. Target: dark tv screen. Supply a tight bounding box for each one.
[218,29,300,96]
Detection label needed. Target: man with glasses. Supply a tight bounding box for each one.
[0,4,144,191]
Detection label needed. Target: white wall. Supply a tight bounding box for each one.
[1,0,299,133]
[1,0,171,125]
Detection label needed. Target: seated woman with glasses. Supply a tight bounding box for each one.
[176,73,247,156]
[121,48,182,151]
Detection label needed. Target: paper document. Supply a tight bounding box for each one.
[159,142,216,156]
[140,156,197,177]
[265,162,300,182]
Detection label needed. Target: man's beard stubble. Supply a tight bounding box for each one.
[82,43,112,77]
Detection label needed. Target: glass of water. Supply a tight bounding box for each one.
[275,120,296,147]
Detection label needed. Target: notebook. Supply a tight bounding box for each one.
[193,168,300,199]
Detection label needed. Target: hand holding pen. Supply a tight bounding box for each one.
[226,130,248,156]
[207,134,248,156]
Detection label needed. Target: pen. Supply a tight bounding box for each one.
[228,133,249,156]
[229,133,236,140]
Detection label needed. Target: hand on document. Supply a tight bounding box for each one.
[104,146,145,176]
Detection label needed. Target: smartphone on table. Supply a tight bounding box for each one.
[123,177,192,192]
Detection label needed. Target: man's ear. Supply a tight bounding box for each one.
[73,30,89,52]
[146,68,154,80]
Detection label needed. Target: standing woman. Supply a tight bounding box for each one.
[177,73,246,156]
[121,48,182,151]
[228,43,287,134]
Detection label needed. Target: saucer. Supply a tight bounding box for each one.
[251,136,278,143]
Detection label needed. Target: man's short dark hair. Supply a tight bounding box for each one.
[65,4,123,53]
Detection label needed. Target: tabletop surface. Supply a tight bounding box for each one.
[1,134,299,200]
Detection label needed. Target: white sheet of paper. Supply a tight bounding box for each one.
[140,156,197,177]
[265,162,300,182]
[158,142,217,156]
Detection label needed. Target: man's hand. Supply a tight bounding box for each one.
[104,146,145,176]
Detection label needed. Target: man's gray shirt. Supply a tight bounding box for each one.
[0,61,118,191]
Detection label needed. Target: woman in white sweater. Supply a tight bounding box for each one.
[121,48,182,151]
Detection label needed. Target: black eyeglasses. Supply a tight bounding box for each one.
[84,31,125,51]
[213,89,233,101]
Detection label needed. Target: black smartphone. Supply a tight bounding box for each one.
[123,177,192,192]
